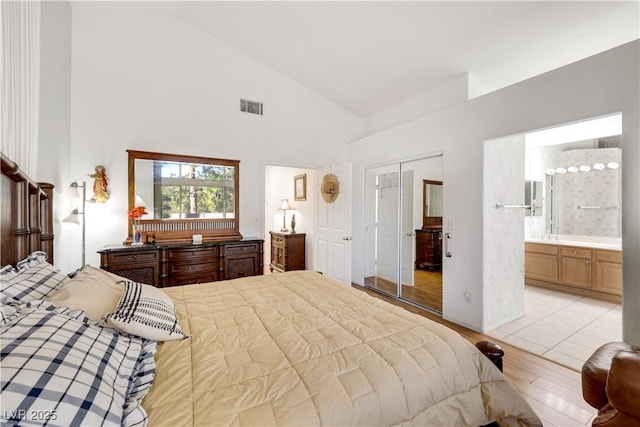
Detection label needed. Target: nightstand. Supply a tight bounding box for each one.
[269,232,305,273]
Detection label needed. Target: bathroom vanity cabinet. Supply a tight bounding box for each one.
[525,242,621,303]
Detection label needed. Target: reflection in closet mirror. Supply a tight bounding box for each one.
[423,180,443,228]
[363,155,444,314]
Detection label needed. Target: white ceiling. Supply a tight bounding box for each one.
[151,1,639,117]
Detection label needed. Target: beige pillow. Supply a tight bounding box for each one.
[46,265,123,321]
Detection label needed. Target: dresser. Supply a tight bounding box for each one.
[415,228,442,271]
[98,238,263,287]
[269,232,305,273]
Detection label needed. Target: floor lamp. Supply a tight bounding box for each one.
[62,181,87,267]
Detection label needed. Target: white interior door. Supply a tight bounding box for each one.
[315,162,352,284]
[376,171,399,283]
[400,169,414,286]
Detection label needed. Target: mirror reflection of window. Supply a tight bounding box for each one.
[427,184,443,217]
[135,159,235,220]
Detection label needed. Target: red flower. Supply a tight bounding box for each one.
[128,206,148,219]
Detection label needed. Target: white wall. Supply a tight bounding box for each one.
[483,135,526,331]
[37,1,72,271]
[349,41,640,340]
[67,3,363,268]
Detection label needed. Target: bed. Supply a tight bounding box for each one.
[1,153,542,426]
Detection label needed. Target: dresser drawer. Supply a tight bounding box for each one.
[169,262,216,276]
[110,250,159,265]
[271,234,285,245]
[594,250,622,264]
[168,247,217,264]
[225,243,260,255]
[561,246,592,259]
[525,243,558,255]
[168,272,217,286]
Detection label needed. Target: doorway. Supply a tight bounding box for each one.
[264,165,316,274]
[484,114,623,370]
[364,154,443,313]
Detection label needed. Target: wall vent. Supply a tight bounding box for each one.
[240,99,263,115]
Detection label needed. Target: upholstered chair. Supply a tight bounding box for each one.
[581,342,640,427]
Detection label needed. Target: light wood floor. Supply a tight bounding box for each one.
[352,284,597,427]
[365,268,443,312]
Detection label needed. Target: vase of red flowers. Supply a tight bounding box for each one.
[128,206,148,245]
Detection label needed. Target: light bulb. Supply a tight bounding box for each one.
[607,162,620,169]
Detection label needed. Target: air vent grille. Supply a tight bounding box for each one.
[240,99,263,115]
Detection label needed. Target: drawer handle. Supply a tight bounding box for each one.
[133,255,137,260]
[586,260,591,264]
[573,250,578,255]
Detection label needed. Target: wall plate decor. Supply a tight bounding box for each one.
[321,173,339,203]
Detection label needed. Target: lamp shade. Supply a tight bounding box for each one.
[134,195,147,208]
[68,181,81,199]
[279,199,291,211]
[62,209,81,225]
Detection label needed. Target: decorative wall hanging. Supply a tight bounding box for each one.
[294,174,307,201]
[89,165,109,203]
[321,173,340,203]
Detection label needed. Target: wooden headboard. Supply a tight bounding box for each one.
[1,153,54,266]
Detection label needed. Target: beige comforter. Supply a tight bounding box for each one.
[142,271,541,426]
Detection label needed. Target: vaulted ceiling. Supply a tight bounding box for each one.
[133,1,640,117]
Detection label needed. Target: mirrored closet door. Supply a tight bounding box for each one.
[364,155,443,313]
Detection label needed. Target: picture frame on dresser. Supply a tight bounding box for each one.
[294,173,306,201]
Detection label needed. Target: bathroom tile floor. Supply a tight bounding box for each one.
[487,285,622,371]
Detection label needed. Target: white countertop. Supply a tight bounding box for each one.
[526,235,622,251]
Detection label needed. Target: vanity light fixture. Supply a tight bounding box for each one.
[607,161,620,169]
[546,162,618,175]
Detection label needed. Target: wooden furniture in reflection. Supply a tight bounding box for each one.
[99,238,263,287]
[415,228,442,271]
[269,232,306,273]
[422,180,443,229]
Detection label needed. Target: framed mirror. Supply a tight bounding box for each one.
[128,150,241,244]
[422,179,443,228]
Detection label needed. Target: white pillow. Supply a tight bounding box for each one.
[103,280,187,341]
[46,265,123,321]
[1,260,69,304]
[16,250,49,271]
